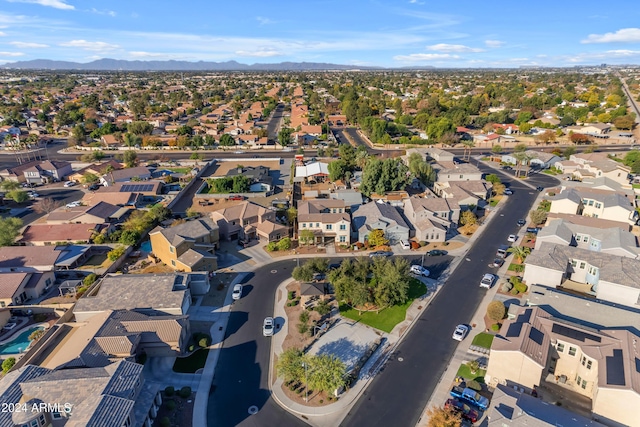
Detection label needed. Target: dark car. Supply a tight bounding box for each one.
[427,249,447,256]
[491,258,505,268]
[444,398,480,423]
[501,165,513,170]
[328,263,341,271]
[369,250,393,258]
[88,183,101,191]
[517,219,526,226]
[536,186,544,191]
[526,227,540,234]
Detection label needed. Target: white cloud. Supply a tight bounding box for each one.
[485,40,505,48]
[235,49,282,58]
[9,41,48,48]
[59,40,119,51]
[90,8,116,17]
[256,16,274,25]
[0,31,5,36]
[409,0,425,4]
[426,43,483,53]
[582,28,640,44]
[566,49,640,62]
[0,51,25,56]
[7,0,74,10]
[393,53,460,61]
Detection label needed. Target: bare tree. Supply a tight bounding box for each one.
[33,197,63,214]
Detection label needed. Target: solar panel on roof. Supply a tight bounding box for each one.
[551,323,602,343]
[606,349,626,386]
[529,327,545,346]
[506,322,523,338]
[121,184,153,192]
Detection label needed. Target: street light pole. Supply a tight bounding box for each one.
[302,361,308,403]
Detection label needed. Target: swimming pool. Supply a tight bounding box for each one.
[141,240,151,252]
[0,326,45,355]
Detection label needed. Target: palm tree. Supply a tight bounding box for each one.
[462,140,475,161]
[355,150,370,169]
[507,246,531,263]
[513,152,533,178]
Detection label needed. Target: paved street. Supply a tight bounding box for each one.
[0,188,84,226]
[339,164,559,427]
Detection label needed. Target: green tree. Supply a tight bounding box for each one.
[123,150,138,168]
[492,182,506,196]
[0,217,22,246]
[513,143,527,152]
[6,190,28,204]
[459,210,477,226]
[328,159,348,182]
[0,180,20,191]
[371,257,410,307]
[367,229,388,247]
[360,158,410,197]
[529,209,548,225]
[123,132,141,148]
[276,237,291,251]
[408,153,436,186]
[485,174,501,184]
[83,273,97,286]
[29,329,45,342]
[563,146,576,158]
[307,354,347,395]
[613,115,635,130]
[2,357,16,373]
[278,127,293,147]
[107,245,127,262]
[507,246,531,263]
[292,264,315,282]
[491,144,503,154]
[119,230,140,245]
[82,172,99,184]
[286,207,297,226]
[276,348,305,383]
[128,121,154,135]
[299,229,315,246]
[219,134,235,147]
[71,124,86,145]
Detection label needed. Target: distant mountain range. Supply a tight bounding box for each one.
[0,58,435,71]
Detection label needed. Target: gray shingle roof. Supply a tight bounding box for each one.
[151,217,218,247]
[352,202,409,232]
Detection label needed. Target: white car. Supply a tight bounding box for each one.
[28,192,39,199]
[66,201,82,208]
[410,265,430,277]
[452,324,469,341]
[504,189,513,195]
[507,234,517,243]
[263,317,274,337]
[63,181,76,187]
[480,273,496,289]
[400,240,411,250]
[232,284,243,300]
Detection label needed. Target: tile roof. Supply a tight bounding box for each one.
[352,201,410,232]
[150,217,218,247]
[0,246,62,269]
[0,272,29,299]
[20,223,98,243]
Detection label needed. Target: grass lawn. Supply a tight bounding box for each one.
[456,363,486,383]
[76,254,112,270]
[172,349,209,373]
[471,332,494,349]
[489,199,499,207]
[507,262,524,272]
[339,279,427,333]
[633,184,640,189]
[166,167,192,174]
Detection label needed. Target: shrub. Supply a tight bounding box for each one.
[501,282,514,293]
[467,360,480,374]
[277,237,292,251]
[198,336,211,348]
[315,300,331,316]
[93,233,106,244]
[299,311,309,323]
[266,242,278,252]
[164,386,175,396]
[160,417,171,427]
[513,280,528,294]
[510,288,519,295]
[188,344,195,352]
[288,291,295,300]
[467,380,482,391]
[442,241,449,246]
[107,245,127,261]
[165,400,176,411]
[83,273,98,287]
[486,300,506,322]
[491,323,501,332]
[419,241,427,247]
[179,386,192,398]
[2,357,15,373]
[297,322,309,334]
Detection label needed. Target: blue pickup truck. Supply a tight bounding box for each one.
[450,386,489,410]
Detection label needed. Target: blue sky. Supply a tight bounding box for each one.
[1,0,640,67]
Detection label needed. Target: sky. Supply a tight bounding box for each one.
[1,0,640,68]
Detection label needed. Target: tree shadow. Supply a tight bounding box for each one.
[316,336,369,372]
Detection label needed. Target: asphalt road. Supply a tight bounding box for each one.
[267,103,285,142]
[339,166,560,427]
[206,255,452,427]
[1,187,85,225]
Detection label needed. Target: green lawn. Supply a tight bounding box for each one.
[166,167,192,174]
[507,262,524,272]
[339,279,427,333]
[489,199,499,207]
[172,349,209,373]
[456,363,486,383]
[633,184,640,189]
[471,332,494,349]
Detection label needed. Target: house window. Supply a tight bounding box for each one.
[332,208,336,213]
[588,200,594,206]
[339,224,346,230]
[576,375,581,385]
[571,260,577,267]
[557,343,565,352]
[583,236,589,243]
[52,412,62,420]
[595,203,601,209]
[316,223,319,228]
[30,420,38,427]
[582,379,587,389]
[171,260,176,267]
[582,356,586,366]
[579,262,585,269]
[569,346,577,356]
[587,360,592,370]
[302,223,306,228]
[339,236,346,243]
[170,246,175,253]
[576,235,581,242]
[326,224,332,230]
[459,175,463,179]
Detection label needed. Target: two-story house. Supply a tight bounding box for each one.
[149,218,219,272]
[297,199,351,245]
[0,271,54,307]
[352,201,410,244]
[403,196,460,242]
[210,201,287,242]
[523,242,640,308]
[22,160,72,185]
[568,153,631,187]
[549,187,637,226]
[501,150,561,169]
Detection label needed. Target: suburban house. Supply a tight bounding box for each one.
[209,201,287,242]
[82,190,142,207]
[8,160,73,185]
[424,147,455,163]
[487,384,607,427]
[546,212,631,231]
[549,187,637,226]
[536,218,640,258]
[226,165,273,193]
[0,245,91,272]
[0,271,54,307]
[73,273,197,322]
[101,166,152,185]
[19,223,102,246]
[522,242,640,308]
[566,123,611,136]
[297,199,351,245]
[67,160,123,183]
[352,201,410,244]
[45,201,126,225]
[149,218,220,272]
[501,150,561,169]
[485,305,639,427]
[295,161,330,183]
[403,196,460,242]
[98,181,163,195]
[433,181,492,209]
[432,161,484,183]
[0,360,162,427]
[566,153,632,187]
[329,189,364,210]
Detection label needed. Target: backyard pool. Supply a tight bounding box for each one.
[0,326,45,355]
[141,240,151,253]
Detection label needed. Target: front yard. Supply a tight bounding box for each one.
[339,278,427,333]
[456,362,487,383]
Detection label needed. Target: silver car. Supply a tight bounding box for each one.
[263,317,274,337]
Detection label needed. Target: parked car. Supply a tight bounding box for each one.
[480,273,496,289]
[232,284,243,300]
[369,250,393,258]
[427,249,447,256]
[28,192,39,199]
[262,317,274,337]
[88,183,101,191]
[2,322,17,330]
[452,324,469,341]
[10,309,32,317]
[64,181,76,187]
[503,188,513,195]
[228,195,244,201]
[328,263,341,271]
[312,272,326,282]
[507,234,517,243]
[410,265,430,277]
[536,186,544,192]
[400,240,411,250]
[526,227,540,234]
[501,165,513,170]
[449,386,490,411]
[491,258,505,268]
[496,244,510,259]
[66,201,82,208]
[444,398,480,423]
[517,219,526,226]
